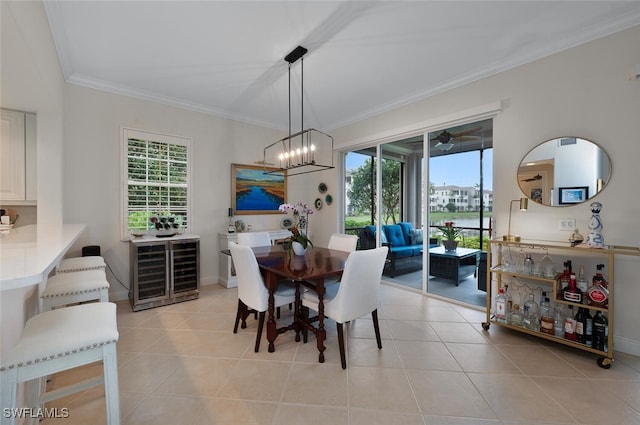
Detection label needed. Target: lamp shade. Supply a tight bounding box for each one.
[503,197,528,242]
[519,198,528,211]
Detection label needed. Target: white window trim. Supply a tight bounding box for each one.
[120,127,193,241]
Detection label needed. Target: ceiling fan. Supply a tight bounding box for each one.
[431,126,481,151]
[521,174,543,182]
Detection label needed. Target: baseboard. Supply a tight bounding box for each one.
[110,289,129,302]
[614,336,640,357]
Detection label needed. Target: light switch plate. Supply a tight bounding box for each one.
[559,218,576,230]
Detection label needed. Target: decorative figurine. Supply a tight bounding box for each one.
[569,228,584,246]
[586,202,604,248]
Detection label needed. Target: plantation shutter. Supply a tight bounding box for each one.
[123,128,191,237]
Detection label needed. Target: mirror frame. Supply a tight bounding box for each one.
[517,137,611,207]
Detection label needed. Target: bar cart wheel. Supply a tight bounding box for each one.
[481,322,490,330]
[597,357,612,369]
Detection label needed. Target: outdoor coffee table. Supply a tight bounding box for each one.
[428,246,480,286]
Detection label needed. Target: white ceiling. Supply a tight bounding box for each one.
[44,1,640,132]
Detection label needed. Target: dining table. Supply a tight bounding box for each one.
[245,245,350,363]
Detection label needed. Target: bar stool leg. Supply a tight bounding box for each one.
[103,344,120,424]
[1,369,18,425]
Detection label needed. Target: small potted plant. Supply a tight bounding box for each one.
[438,221,462,252]
[279,202,314,255]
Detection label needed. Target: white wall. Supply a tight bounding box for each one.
[63,85,286,298]
[1,1,64,225]
[329,25,640,355]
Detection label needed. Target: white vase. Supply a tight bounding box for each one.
[291,241,307,256]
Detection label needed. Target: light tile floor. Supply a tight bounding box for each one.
[42,284,640,425]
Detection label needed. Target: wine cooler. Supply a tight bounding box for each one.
[129,236,200,311]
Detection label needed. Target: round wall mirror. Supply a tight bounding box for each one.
[517,137,611,207]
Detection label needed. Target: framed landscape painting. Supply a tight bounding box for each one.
[231,164,287,215]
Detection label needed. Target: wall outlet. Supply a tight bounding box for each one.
[559,218,576,231]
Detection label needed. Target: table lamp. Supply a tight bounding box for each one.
[503,197,528,242]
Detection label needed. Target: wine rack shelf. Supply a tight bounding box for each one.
[483,238,639,369]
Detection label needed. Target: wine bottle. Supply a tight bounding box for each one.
[584,308,593,346]
[593,311,607,351]
[575,307,587,344]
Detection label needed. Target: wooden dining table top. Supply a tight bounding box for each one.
[249,245,350,282]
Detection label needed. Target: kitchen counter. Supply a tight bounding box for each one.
[0,224,86,290]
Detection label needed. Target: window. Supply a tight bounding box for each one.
[121,128,192,239]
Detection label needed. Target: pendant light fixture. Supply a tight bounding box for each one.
[263,45,334,176]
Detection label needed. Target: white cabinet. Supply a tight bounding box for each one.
[218,230,291,288]
[1,109,36,203]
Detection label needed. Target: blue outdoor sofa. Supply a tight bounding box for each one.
[359,222,439,277]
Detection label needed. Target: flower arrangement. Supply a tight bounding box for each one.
[279,202,314,253]
[437,221,463,241]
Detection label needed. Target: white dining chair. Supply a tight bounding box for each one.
[229,242,296,352]
[327,233,359,253]
[301,246,388,369]
[235,231,291,315]
[322,233,360,288]
[237,231,272,247]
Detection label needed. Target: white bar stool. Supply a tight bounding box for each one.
[0,302,120,425]
[41,269,109,311]
[56,256,106,273]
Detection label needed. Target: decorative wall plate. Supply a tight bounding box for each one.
[318,182,328,193]
[314,198,323,210]
[280,217,294,229]
[325,194,333,205]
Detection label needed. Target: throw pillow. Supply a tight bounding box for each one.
[410,229,424,245]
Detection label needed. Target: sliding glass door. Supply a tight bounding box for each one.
[342,118,492,307]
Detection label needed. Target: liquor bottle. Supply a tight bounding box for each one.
[522,293,540,331]
[495,288,508,323]
[576,265,589,301]
[558,261,571,296]
[575,307,587,344]
[509,304,523,326]
[593,311,607,351]
[539,296,554,335]
[564,305,576,341]
[563,273,582,304]
[553,305,565,337]
[587,264,609,308]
